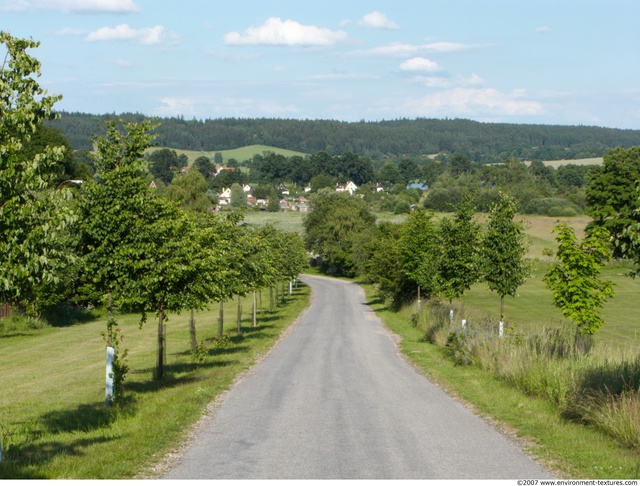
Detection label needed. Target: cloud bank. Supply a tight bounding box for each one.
[2,0,140,14]
[224,17,347,46]
[86,24,170,45]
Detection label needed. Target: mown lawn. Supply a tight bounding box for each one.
[0,284,309,479]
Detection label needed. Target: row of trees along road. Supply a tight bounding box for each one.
[305,187,618,337]
[0,32,307,404]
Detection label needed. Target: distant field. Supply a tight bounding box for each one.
[147,144,307,165]
[542,157,603,168]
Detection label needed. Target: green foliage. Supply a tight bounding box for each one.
[444,331,474,366]
[267,187,280,212]
[543,224,615,335]
[50,112,640,162]
[523,197,579,217]
[303,189,375,276]
[482,192,531,319]
[397,209,440,298]
[351,221,415,306]
[164,169,212,213]
[78,118,159,306]
[230,182,246,207]
[436,197,483,314]
[0,31,75,305]
[586,146,640,256]
[146,148,182,185]
[102,315,129,407]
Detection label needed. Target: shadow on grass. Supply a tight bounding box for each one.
[42,305,101,328]
[41,403,113,434]
[125,358,239,394]
[0,430,115,479]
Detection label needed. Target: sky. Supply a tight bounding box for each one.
[2,0,640,129]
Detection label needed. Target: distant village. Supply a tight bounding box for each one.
[168,164,390,212]
[216,180,367,212]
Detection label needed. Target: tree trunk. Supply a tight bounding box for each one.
[155,304,165,381]
[274,286,278,308]
[500,295,505,321]
[236,294,242,334]
[106,291,113,347]
[218,301,224,338]
[270,287,274,310]
[189,308,197,353]
[253,291,257,327]
[460,295,465,322]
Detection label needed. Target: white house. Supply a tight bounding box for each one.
[336,181,358,195]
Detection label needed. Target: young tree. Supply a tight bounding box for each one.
[436,196,482,321]
[78,118,158,397]
[230,182,247,207]
[267,187,281,212]
[543,223,615,335]
[0,31,74,307]
[481,192,530,324]
[397,208,440,302]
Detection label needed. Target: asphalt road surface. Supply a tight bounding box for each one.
[164,274,552,479]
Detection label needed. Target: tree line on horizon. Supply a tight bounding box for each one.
[47,111,640,163]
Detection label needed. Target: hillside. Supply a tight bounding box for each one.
[147,145,307,165]
[48,112,640,163]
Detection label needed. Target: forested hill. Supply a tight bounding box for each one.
[48,111,640,163]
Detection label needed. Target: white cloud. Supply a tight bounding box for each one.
[410,87,543,117]
[358,11,399,29]
[1,0,140,13]
[352,41,478,58]
[462,73,483,86]
[157,97,198,116]
[409,73,484,89]
[224,17,347,46]
[85,24,174,45]
[413,76,452,89]
[535,26,551,34]
[400,57,439,72]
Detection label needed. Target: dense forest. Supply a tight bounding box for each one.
[48,111,640,163]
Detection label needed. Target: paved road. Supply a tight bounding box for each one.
[165,274,552,479]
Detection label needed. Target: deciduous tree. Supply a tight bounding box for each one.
[0,31,74,306]
[436,196,482,320]
[543,223,614,335]
[481,192,530,322]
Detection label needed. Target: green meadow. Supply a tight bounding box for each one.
[148,144,308,165]
[0,286,310,478]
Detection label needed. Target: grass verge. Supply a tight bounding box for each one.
[360,281,640,479]
[0,283,309,479]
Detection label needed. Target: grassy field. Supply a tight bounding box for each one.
[542,157,603,168]
[147,144,307,165]
[242,210,640,347]
[363,286,640,478]
[0,286,310,478]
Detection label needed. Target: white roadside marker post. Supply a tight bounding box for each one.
[105,346,115,407]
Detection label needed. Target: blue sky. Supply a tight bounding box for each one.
[3,0,639,129]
